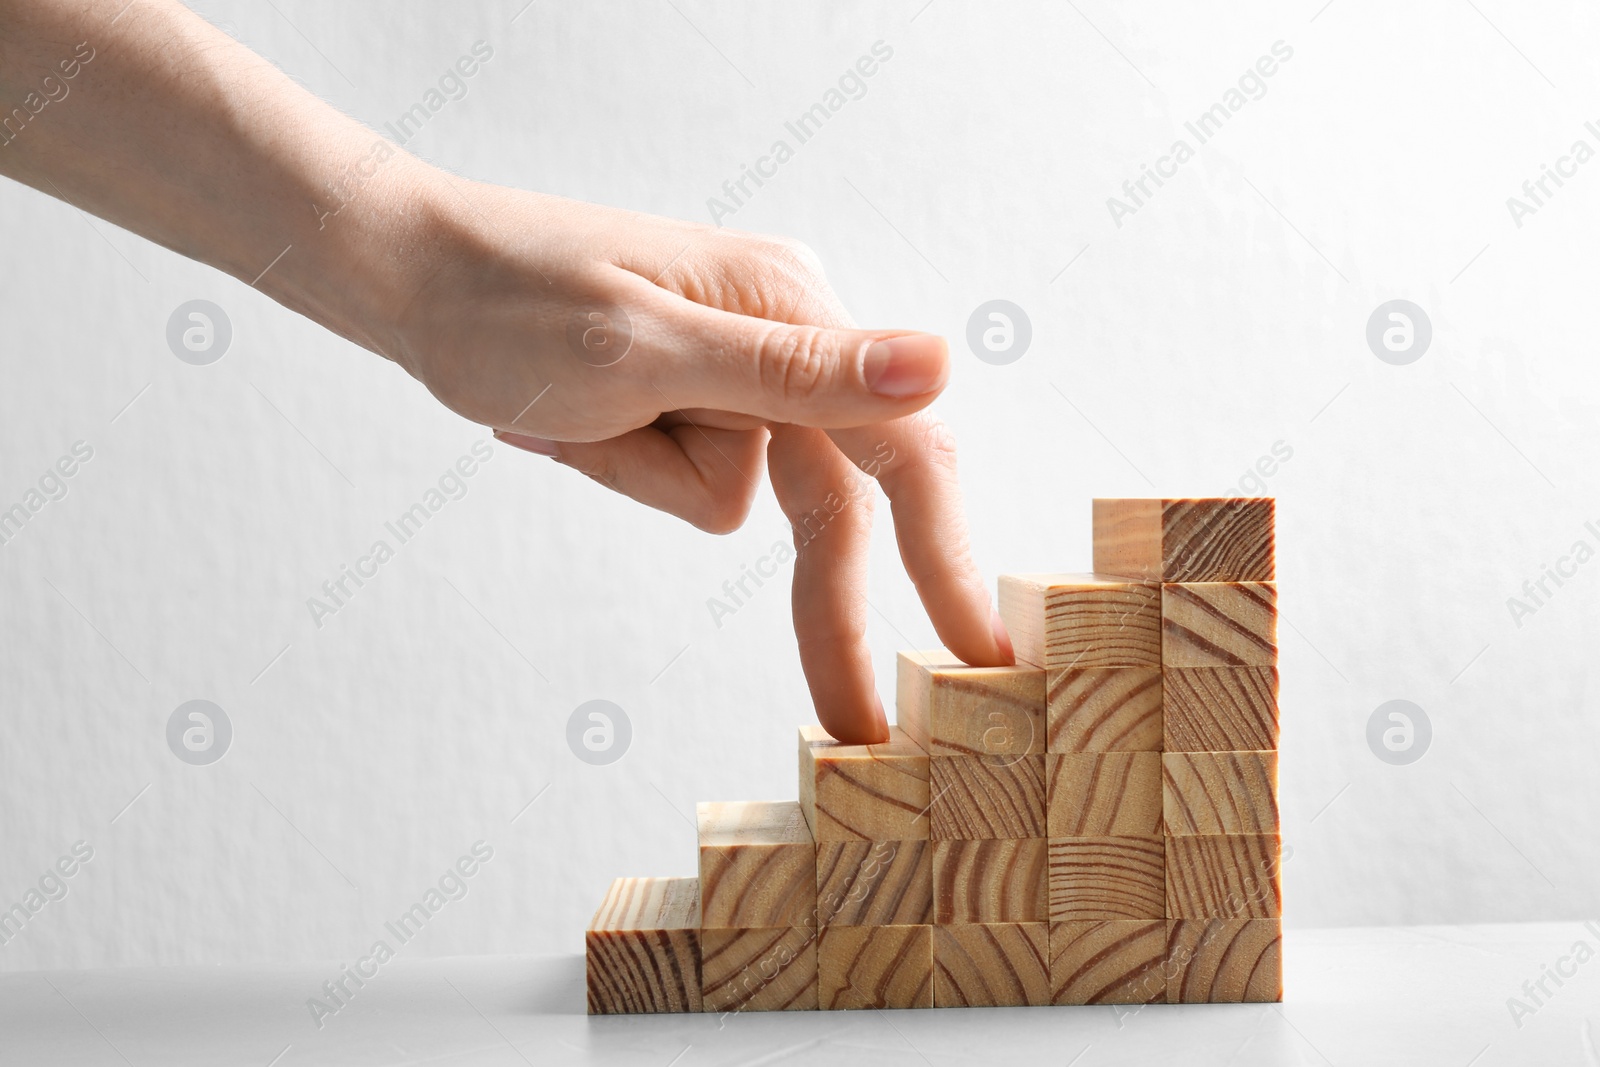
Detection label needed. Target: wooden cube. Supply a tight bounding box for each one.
[816,840,931,926]
[1047,667,1162,752]
[1161,582,1277,668]
[586,877,702,1014]
[701,927,818,1012]
[1164,667,1278,752]
[1093,498,1275,583]
[817,924,933,1009]
[1162,751,1279,836]
[896,649,1045,757]
[1166,919,1283,1003]
[997,573,1161,670]
[798,725,930,843]
[930,754,1046,840]
[1047,753,1162,836]
[933,923,1051,1007]
[1164,834,1281,919]
[933,839,1048,924]
[697,801,817,929]
[1048,920,1166,1005]
[1046,836,1164,921]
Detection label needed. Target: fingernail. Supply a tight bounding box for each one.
[869,694,891,744]
[495,430,560,458]
[863,334,948,398]
[991,607,1016,665]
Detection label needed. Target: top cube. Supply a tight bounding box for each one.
[1093,498,1275,583]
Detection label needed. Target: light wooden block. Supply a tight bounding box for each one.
[697,801,816,929]
[817,924,933,1009]
[933,923,1051,1007]
[1093,497,1275,583]
[1162,752,1279,836]
[816,840,931,927]
[1164,666,1278,752]
[1047,837,1165,921]
[933,839,1048,924]
[700,927,818,1012]
[1048,920,1166,1005]
[997,573,1161,670]
[1164,834,1282,919]
[1166,919,1283,1003]
[798,725,930,843]
[930,755,1045,840]
[586,877,702,1015]
[1161,582,1277,668]
[1047,667,1162,752]
[1046,753,1162,836]
[896,649,1045,756]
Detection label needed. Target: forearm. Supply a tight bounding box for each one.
[0,0,446,355]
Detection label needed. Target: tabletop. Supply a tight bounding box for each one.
[4,923,1597,1066]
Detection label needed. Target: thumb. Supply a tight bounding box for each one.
[643,296,951,428]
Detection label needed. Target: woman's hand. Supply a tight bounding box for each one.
[0,0,1013,743]
[388,185,1015,742]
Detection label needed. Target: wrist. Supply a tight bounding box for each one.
[261,149,463,368]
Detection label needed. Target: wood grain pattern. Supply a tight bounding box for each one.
[1091,498,1165,581]
[1161,582,1278,668]
[933,923,1051,1007]
[933,839,1048,924]
[817,924,933,1009]
[1047,753,1163,836]
[1162,752,1278,836]
[1048,667,1163,752]
[896,649,1045,757]
[998,573,1162,670]
[697,801,817,929]
[816,840,931,926]
[798,725,930,843]
[1046,836,1165,921]
[1093,498,1275,583]
[700,927,818,1012]
[586,877,702,1015]
[930,755,1046,840]
[1165,834,1281,919]
[1163,667,1278,752]
[1166,919,1282,1003]
[1048,920,1166,1005]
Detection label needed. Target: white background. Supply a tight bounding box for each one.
[2,0,1597,973]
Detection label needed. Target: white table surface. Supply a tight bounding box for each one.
[4,923,1597,1066]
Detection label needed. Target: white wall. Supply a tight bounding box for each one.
[2,0,1597,972]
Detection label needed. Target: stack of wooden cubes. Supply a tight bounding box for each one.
[1091,498,1281,1003]
[585,497,1280,1014]
[898,649,1050,1006]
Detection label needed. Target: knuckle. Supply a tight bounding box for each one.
[759,325,835,403]
[570,455,620,492]
[691,473,758,534]
[873,414,959,497]
[706,234,837,321]
[768,237,826,280]
[749,236,829,298]
[913,414,961,472]
[695,496,750,536]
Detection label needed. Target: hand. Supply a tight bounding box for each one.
[0,0,1012,744]
[386,184,1014,742]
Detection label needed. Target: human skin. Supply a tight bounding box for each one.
[0,0,1013,743]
